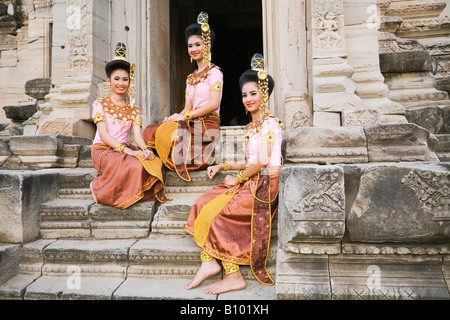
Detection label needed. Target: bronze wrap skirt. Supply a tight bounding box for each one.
[185,168,280,285]
[91,144,170,210]
[143,114,220,182]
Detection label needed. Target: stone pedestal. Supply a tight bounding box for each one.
[276,162,450,300]
[0,171,58,243]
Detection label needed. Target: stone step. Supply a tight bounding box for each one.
[0,240,55,299]
[152,192,279,238]
[0,237,277,300]
[40,199,157,240]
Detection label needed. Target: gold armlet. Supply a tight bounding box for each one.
[183,111,194,120]
[114,144,126,153]
[223,161,231,171]
[236,170,249,184]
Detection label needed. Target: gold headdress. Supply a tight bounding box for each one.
[197,12,212,67]
[111,42,136,106]
[251,54,270,117]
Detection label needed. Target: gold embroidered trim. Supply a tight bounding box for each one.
[222,262,240,276]
[186,64,221,86]
[210,80,222,92]
[201,251,214,262]
[94,111,106,124]
[97,97,142,126]
[262,129,276,144]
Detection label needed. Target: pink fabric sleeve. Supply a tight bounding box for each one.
[92,100,106,124]
[260,117,282,145]
[208,67,223,93]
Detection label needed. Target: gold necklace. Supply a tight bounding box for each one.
[108,96,131,112]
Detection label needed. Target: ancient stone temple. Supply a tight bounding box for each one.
[0,0,449,300]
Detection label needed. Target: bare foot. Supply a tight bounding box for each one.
[203,271,246,295]
[185,260,221,290]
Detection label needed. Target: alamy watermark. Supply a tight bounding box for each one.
[66,265,81,290]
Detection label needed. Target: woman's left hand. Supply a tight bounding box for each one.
[142,149,155,160]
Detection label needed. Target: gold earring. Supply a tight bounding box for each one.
[190,56,193,64]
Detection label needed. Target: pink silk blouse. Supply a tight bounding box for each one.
[92,98,143,146]
[245,117,283,168]
[185,66,223,114]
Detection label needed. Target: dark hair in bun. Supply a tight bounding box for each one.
[185,23,216,48]
[239,70,275,97]
[105,60,131,78]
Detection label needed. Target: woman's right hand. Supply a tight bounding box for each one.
[207,164,222,180]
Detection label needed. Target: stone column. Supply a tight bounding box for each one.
[310,0,366,127]
[343,0,406,125]
[263,0,312,130]
[35,0,110,139]
[147,0,171,125]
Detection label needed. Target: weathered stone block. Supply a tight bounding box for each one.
[0,244,21,286]
[37,119,96,140]
[405,106,445,134]
[285,126,368,164]
[6,135,93,169]
[279,165,346,252]
[380,50,434,73]
[342,109,380,127]
[0,137,11,165]
[347,163,450,243]
[25,78,52,100]
[365,124,439,162]
[330,255,449,300]
[276,250,331,300]
[0,171,58,243]
[3,105,37,122]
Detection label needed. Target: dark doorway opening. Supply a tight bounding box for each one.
[170,0,263,126]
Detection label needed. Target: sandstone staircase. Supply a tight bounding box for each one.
[0,128,278,300]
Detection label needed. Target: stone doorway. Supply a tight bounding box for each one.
[170,0,263,126]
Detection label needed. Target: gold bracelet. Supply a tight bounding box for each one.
[183,111,194,120]
[114,144,126,153]
[236,170,249,184]
[223,161,231,171]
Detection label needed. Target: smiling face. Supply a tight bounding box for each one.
[188,35,204,62]
[242,82,261,117]
[108,69,130,96]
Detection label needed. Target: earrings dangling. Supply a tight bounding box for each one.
[190,56,193,64]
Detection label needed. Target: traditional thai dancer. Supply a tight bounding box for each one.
[185,54,283,295]
[143,12,223,182]
[90,43,170,209]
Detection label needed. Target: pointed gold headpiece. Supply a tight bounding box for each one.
[197,12,212,66]
[111,42,136,106]
[251,54,269,116]
[113,42,128,61]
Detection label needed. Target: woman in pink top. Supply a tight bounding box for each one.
[184,54,283,295]
[90,43,170,209]
[143,12,223,182]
